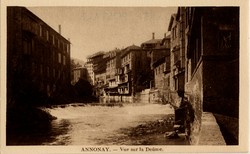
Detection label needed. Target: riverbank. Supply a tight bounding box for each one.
[7,105,56,145]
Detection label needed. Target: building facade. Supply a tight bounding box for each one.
[118,45,150,101]
[7,7,71,105]
[141,33,171,103]
[71,67,88,85]
[85,61,94,85]
[183,7,239,144]
[104,49,121,98]
[168,10,186,108]
[166,7,239,144]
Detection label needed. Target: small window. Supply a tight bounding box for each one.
[47,84,50,96]
[32,62,35,74]
[39,25,42,37]
[53,69,55,78]
[52,35,55,45]
[63,56,66,65]
[58,53,61,63]
[47,67,50,77]
[40,65,43,75]
[46,30,49,41]
[58,40,60,48]
[67,44,70,53]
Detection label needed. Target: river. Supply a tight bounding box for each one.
[8,102,189,145]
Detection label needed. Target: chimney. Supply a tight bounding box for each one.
[164,33,166,38]
[59,25,61,34]
[152,32,155,39]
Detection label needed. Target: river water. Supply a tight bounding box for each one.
[41,102,188,145]
[9,102,188,145]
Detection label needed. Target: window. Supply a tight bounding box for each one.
[32,62,35,74]
[60,42,63,51]
[23,38,32,55]
[55,38,58,47]
[67,44,70,53]
[58,53,61,63]
[40,65,43,75]
[47,84,50,96]
[53,69,55,78]
[23,40,28,54]
[163,63,166,72]
[46,30,49,41]
[62,72,65,81]
[39,25,42,37]
[52,51,55,62]
[63,56,66,65]
[52,35,55,45]
[174,78,178,90]
[47,67,50,77]
[53,84,56,92]
[58,40,60,48]
[58,71,61,78]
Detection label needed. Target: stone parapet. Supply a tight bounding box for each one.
[197,112,226,145]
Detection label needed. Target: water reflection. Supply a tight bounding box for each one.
[43,119,72,145]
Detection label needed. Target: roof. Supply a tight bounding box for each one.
[120,45,141,57]
[141,39,162,45]
[125,44,141,50]
[18,7,70,43]
[87,51,105,59]
[168,14,177,31]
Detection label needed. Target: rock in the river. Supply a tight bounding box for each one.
[164,131,179,139]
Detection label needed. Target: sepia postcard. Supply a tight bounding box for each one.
[0,0,249,154]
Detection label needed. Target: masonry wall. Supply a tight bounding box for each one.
[185,62,203,145]
[203,59,239,117]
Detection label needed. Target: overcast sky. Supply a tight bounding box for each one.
[28,7,177,61]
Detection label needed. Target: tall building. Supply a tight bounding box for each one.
[168,10,186,107]
[184,7,239,144]
[167,7,239,144]
[141,33,171,102]
[85,60,94,85]
[86,51,108,97]
[104,49,121,97]
[86,51,105,85]
[71,66,88,85]
[7,7,71,105]
[118,45,150,101]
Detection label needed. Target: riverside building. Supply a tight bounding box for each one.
[7,7,71,105]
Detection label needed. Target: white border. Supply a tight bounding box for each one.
[1,0,249,153]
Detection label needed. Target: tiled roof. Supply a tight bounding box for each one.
[120,44,141,57]
[141,39,162,45]
[125,44,141,50]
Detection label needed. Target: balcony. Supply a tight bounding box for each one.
[118,86,129,94]
[118,74,128,84]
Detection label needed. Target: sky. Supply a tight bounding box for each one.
[27,7,177,61]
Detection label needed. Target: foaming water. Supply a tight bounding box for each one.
[42,103,174,145]
[48,103,173,119]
